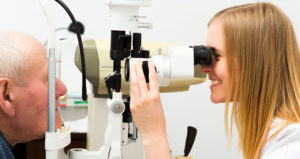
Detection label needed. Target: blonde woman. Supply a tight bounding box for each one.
[130,2,300,159]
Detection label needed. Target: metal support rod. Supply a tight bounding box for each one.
[48,48,56,132]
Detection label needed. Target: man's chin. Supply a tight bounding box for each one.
[27,132,45,143]
[36,133,45,139]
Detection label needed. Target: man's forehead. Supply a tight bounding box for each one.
[12,33,48,74]
[0,31,46,56]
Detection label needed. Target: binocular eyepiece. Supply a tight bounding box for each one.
[193,45,213,66]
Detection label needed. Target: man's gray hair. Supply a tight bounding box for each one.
[0,35,27,86]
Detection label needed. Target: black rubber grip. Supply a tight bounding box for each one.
[142,61,149,83]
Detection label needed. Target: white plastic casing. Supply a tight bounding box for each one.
[167,46,194,78]
[45,130,71,159]
[106,0,151,31]
[151,55,171,86]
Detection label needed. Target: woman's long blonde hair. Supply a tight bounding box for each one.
[209,3,300,159]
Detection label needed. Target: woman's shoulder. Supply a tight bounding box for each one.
[260,118,300,159]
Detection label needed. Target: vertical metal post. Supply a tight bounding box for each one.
[48,48,56,132]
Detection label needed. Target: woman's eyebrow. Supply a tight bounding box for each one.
[210,46,223,53]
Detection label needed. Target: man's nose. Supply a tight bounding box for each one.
[55,78,67,98]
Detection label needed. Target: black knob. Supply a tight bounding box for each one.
[184,126,197,157]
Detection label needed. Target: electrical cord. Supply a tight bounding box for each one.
[54,0,87,101]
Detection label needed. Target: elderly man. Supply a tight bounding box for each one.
[0,32,67,158]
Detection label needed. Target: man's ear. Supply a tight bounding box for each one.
[0,78,15,116]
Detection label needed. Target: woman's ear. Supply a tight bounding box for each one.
[0,78,15,116]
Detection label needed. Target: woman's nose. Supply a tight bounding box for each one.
[55,78,67,98]
[200,65,212,73]
[200,55,216,73]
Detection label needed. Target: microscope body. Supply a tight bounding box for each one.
[40,0,209,158]
[72,36,208,159]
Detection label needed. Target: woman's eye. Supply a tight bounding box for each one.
[213,52,221,61]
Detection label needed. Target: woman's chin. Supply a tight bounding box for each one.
[210,96,226,104]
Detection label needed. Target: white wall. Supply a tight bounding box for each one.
[1,0,299,158]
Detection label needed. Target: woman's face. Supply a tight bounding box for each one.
[201,20,236,103]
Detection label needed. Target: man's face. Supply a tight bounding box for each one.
[11,41,67,141]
